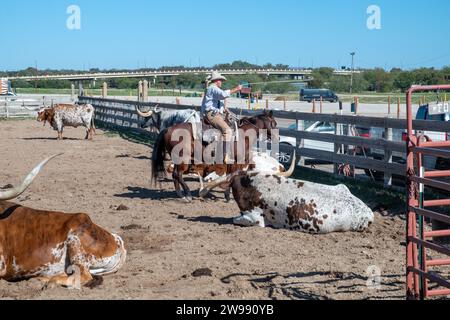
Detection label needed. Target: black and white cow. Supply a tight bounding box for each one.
[201,156,374,234]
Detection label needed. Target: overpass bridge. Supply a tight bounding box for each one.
[8,68,359,81]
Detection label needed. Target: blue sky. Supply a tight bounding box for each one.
[1,0,449,71]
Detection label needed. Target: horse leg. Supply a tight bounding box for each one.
[173,166,192,202]
[173,167,183,199]
[224,188,231,203]
[198,175,205,191]
[178,166,193,202]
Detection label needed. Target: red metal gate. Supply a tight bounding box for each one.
[406,84,450,300]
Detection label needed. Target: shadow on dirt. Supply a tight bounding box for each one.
[114,186,181,200]
[172,213,234,226]
[220,271,405,300]
[22,137,80,141]
[115,154,151,160]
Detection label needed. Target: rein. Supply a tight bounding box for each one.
[239,118,259,130]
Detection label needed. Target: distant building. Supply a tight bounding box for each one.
[0,78,14,96]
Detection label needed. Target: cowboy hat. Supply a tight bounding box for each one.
[210,71,227,82]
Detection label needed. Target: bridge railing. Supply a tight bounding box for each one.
[78,96,450,187]
[8,68,359,81]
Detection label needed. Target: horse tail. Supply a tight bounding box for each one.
[151,129,168,185]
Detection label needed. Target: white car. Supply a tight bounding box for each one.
[277,121,336,165]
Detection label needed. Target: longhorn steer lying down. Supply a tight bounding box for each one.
[0,156,126,287]
[201,157,374,234]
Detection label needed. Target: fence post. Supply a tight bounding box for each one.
[143,80,149,102]
[388,96,391,115]
[354,96,359,114]
[297,113,305,167]
[265,99,269,110]
[78,81,84,97]
[138,81,143,102]
[397,97,401,119]
[320,96,323,114]
[384,122,393,187]
[333,117,340,175]
[102,82,108,98]
[283,97,287,111]
[71,83,75,100]
[312,99,316,113]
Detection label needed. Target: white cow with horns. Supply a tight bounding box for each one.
[200,154,374,234]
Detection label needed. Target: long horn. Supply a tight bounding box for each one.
[135,106,154,118]
[276,152,296,178]
[23,106,39,111]
[199,172,239,199]
[0,154,63,201]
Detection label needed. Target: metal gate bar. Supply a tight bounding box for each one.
[406,84,450,300]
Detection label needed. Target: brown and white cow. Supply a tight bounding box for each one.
[200,155,374,234]
[37,104,95,140]
[0,155,126,287]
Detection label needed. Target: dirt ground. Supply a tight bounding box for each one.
[0,119,407,300]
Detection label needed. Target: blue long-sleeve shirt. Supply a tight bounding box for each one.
[201,85,231,114]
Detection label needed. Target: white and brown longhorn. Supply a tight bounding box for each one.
[37,104,96,140]
[201,154,374,234]
[0,155,126,287]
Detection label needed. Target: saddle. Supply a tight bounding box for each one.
[200,112,239,144]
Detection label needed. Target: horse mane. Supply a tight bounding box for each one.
[238,111,273,126]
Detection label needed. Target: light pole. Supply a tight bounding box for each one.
[350,52,355,94]
[34,60,38,92]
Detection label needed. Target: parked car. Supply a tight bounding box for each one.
[276,121,368,166]
[299,89,339,103]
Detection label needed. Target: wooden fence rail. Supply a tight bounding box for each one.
[79,96,450,186]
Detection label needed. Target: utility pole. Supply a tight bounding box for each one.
[34,60,38,92]
[350,52,355,94]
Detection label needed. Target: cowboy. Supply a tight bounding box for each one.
[201,71,242,164]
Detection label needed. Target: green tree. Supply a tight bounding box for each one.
[394,71,415,91]
[363,68,393,92]
[309,71,324,88]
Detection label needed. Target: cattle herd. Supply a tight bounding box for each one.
[0,102,375,290]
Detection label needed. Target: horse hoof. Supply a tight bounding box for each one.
[182,197,192,203]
